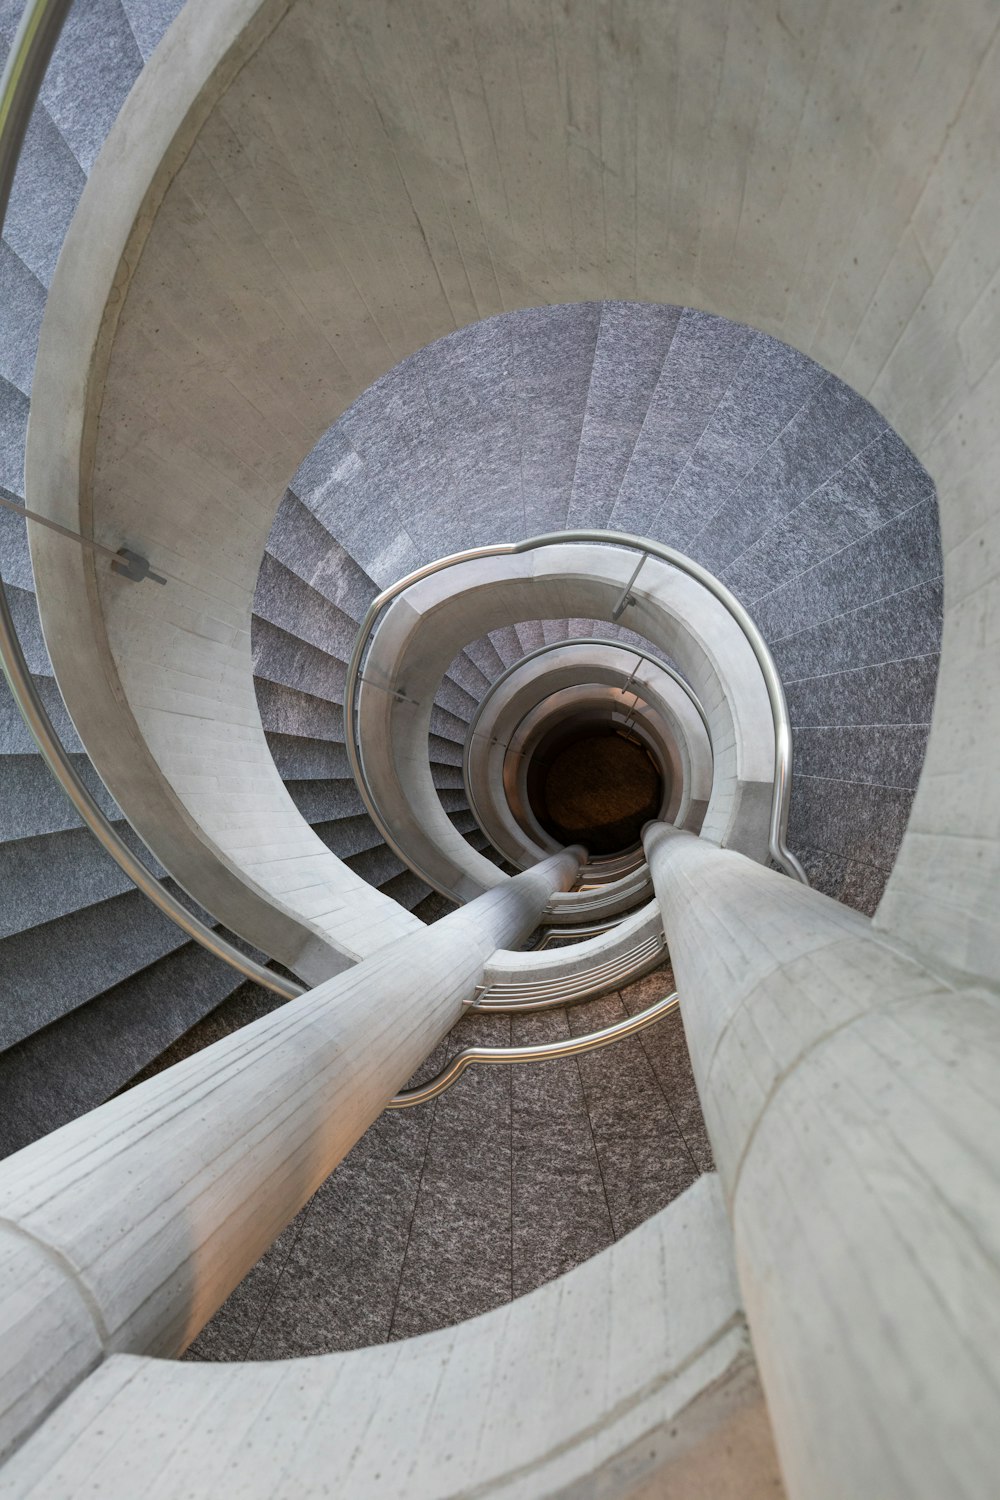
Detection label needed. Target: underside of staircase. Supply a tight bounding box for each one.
[0,0,943,1365]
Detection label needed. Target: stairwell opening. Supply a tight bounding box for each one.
[526,723,665,857]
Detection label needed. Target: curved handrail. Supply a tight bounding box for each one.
[461,634,711,867]
[344,530,808,893]
[530,919,624,948]
[471,930,667,1012]
[0,0,304,1001]
[387,989,680,1107]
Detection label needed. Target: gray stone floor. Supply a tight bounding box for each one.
[142,962,709,1360]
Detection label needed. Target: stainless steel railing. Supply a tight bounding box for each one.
[344,530,809,900]
[470,929,667,1013]
[388,988,680,1107]
[0,0,304,1000]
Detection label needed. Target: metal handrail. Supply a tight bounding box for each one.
[530,919,624,948]
[461,635,710,871]
[344,530,808,897]
[471,932,667,1012]
[0,0,304,1000]
[387,989,680,1107]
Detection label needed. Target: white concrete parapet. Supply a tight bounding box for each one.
[359,545,775,902]
[0,1174,784,1499]
[0,848,580,1464]
[643,820,1000,1499]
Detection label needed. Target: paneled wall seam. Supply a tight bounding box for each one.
[0,1217,107,1345]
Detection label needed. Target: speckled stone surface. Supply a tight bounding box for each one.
[279,302,941,910]
[264,732,352,782]
[0,244,45,396]
[0,671,82,755]
[266,492,378,624]
[0,887,190,1050]
[567,301,681,531]
[254,679,343,742]
[657,334,828,549]
[379,869,433,911]
[312,813,385,862]
[567,992,701,1237]
[510,1008,615,1295]
[0,959,268,1159]
[291,422,423,589]
[487,625,524,668]
[610,309,756,537]
[0,502,31,588]
[254,554,359,664]
[252,619,346,705]
[1,102,85,285]
[119,0,185,61]
[39,0,143,174]
[695,375,888,576]
[0,754,121,842]
[749,496,942,643]
[284,777,365,825]
[4,582,51,677]
[182,962,708,1359]
[0,377,29,495]
[513,301,602,535]
[0,823,150,941]
[721,428,931,600]
[345,842,406,888]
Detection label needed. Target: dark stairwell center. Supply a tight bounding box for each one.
[528,726,665,856]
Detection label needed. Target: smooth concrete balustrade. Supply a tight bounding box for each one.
[0,1174,784,1499]
[358,543,775,903]
[0,846,581,1464]
[466,640,711,871]
[24,0,1000,997]
[482,899,667,1001]
[23,0,418,986]
[542,864,654,923]
[642,820,1000,1500]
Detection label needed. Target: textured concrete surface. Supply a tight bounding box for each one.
[285,301,940,911]
[178,961,707,1359]
[0,2,994,1493]
[0,851,579,1462]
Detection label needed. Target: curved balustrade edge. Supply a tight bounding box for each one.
[345,531,807,899]
[0,0,304,1002]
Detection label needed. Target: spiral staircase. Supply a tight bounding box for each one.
[1,1,998,1497]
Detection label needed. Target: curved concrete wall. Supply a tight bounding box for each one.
[292,308,939,912]
[357,545,776,899]
[3,0,999,1492]
[24,0,947,954]
[480,651,709,847]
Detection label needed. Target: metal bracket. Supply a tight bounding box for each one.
[358,674,420,707]
[111,546,168,585]
[611,551,648,620]
[0,493,166,585]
